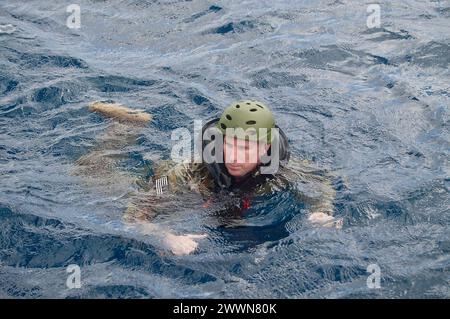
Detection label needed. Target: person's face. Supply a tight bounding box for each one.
[223,135,270,178]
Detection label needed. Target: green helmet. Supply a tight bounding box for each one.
[217,100,275,143]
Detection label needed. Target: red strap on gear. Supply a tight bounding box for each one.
[242,196,251,210]
[202,196,251,211]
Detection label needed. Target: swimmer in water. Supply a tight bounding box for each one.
[73,100,343,255]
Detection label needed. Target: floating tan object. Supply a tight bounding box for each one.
[89,101,152,124]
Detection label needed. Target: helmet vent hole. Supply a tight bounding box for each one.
[220,123,227,129]
[250,108,257,112]
[226,114,232,120]
[256,104,264,108]
[246,102,251,105]
[246,120,256,125]
[235,104,240,108]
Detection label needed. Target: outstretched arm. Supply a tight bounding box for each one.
[123,161,209,255]
[304,178,342,229]
[281,158,343,229]
[73,102,207,255]
[124,214,207,256]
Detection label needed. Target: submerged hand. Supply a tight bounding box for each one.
[163,233,208,256]
[308,212,343,229]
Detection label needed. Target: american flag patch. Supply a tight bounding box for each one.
[155,176,168,195]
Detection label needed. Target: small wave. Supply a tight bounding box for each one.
[397,41,450,68]
[250,69,308,89]
[363,27,414,41]
[86,75,157,93]
[206,20,275,35]
[0,74,18,95]
[0,24,15,34]
[183,5,222,23]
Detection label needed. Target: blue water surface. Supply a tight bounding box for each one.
[0,0,449,298]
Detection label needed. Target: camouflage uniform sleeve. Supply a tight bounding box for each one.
[154,161,214,196]
[123,161,212,222]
